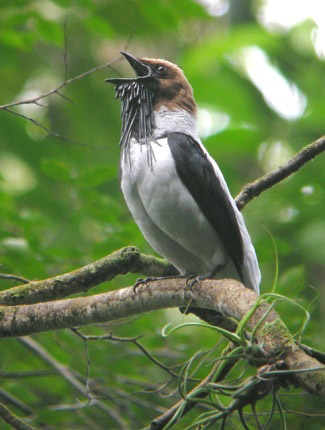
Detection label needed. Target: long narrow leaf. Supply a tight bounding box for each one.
[163,322,242,344]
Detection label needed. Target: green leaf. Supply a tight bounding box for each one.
[170,0,209,19]
[204,125,263,157]
[41,159,72,182]
[138,0,179,30]
[184,23,280,70]
[0,29,26,50]
[278,265,305,295]
[78,165,116,187]
[84,16,114,38]
[36,17,63,45]
[297,221,325,264]
[51,0,73,7]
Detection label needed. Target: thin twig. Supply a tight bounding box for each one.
[0,370,53,379]
[19,336,130,429]
[1,279,324,398]
[0,388,33,415]
[75,372,168,414]
[0,402,38,430]
[151,345,239,429]
[0,57,122,110]
[4,107,109,150]
[63,18,68,83]
[235,135,325,210]
[297,343,325,364]
[56,90,74,105]
[0,51,122,148]
[72,328,178,377]
[134,340,178,377]
[283,408,325,417]
[71,329,92,401]
[0,274,29,284]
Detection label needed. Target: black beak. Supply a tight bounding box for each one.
[105,51,151,85]
[120,52,150,77]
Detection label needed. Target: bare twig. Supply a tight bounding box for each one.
[0,51,123,148]
[70,329,92,400]
[150,345,239,430]
[0,274,29,284]
[63,18,68,83]
[283,407,325,417]
[3,107,109,150]
[18,337,90,399]
[71,328,178,377]
[0,131,323,428]
[0,388,33,415]
[75,371,168,414]
[0,370,53,379]
[297,343,325,364]
[19,337,130,429]
[0,57,122,110]
[0,132,323,305]
[133,340,178,377]
[235,135,325,210]
[0,402,38,430]
[1,280,324,397]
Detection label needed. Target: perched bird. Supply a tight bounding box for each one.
[106,52,261,294]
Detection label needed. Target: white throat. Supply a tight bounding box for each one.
[153,106,198,139]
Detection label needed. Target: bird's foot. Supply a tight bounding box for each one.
[185,274,204,291]
[133,275,183,293]
[133,277,154,293]
[185,264,226,291]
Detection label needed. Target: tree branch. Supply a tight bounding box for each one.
[0,279,324,397]
[0,246,177,306]
[3,107,101,149]
[150,344,238,430]
[0,57,121,111]
[0,54,124,148]
[19,337,130,429]
[235,135,325,210]
[0,402,38,430]
[0,388,32,415]
[1,134,323,307]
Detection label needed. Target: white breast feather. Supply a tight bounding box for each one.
[120,108,261,294]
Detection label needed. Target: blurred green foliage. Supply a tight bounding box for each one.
[0,0,324,428]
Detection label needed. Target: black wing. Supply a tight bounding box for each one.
[167,132,244,281]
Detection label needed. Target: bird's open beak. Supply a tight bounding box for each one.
[120,52,150,77]
[105,51,151,85]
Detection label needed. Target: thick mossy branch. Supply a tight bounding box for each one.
[0,246,177,306]
[1,137,323,307]
[0,402,38,430]
[0,279,324,397]
[0,135,324,406]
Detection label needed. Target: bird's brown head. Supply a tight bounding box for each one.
[106,52,197,116]
[138,57,197,116]
[105,52,197,147]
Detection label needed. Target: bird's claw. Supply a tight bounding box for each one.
[133,277,151,293]
[185,264,226,291]
[133,275,183,293]
[133,276,164,293]
[185,275,201,291]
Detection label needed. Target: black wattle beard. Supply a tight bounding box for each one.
[113,80,158,168]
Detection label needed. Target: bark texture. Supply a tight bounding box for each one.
[0,278,324,397]
[0,247,177,306]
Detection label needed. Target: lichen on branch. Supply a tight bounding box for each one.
[0,246,177,306]
[0,279,324,397]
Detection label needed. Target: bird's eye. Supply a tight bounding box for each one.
[155,65,168,76]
